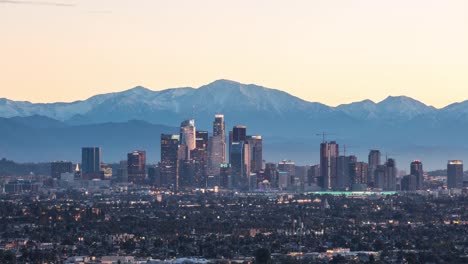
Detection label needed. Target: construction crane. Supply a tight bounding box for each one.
[315,132,335,143]
[385,152,400,163]
[343,145,358,157]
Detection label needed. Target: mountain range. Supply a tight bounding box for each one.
[1,79,468,170]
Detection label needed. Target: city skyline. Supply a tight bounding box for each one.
[1,1,468,107]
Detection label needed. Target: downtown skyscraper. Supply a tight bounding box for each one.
[247,135,263,173]
[368,150,381,187]
[180,119,196,159]
[230,141,250,190]
[160,134,180,191]
[81,147,102,180]
[127,150,146,184]
[229,125,251,190]
[447,160,463,189]
[410,160,424,190]
[320,141,339,190]
[208,115,226,176]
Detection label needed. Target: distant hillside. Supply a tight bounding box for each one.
[1,79,468,169]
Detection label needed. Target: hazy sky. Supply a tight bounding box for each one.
[1,0,467,107]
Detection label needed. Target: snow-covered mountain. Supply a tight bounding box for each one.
[336,96,437,120]
[2,79,468,169]
[0,79,446,125]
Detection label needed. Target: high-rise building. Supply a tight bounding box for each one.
[219,163,231,188]
[295,165,310,191]
[368,150,381,187]
[81,147,102,179]
[410,160,424,190]
[213,114,226,139]
[247,135,263,173]
[349,161,368,191]
[118,160,128,183]
[232,125,247,142]
[264,163,279,188]
[195,130,209,150]
[160,134,180,190]
[278,160,295,187]
[320,141,339,190]
[307,164,320,186]
[278,171,289,190]
[148,165,161,186]
[336,155,356,190]
[179,159,195,188]
[401,174,417,191]
[230,141,250,190]
[447,160,463,189]
[374,165,386,190]
[127,150,146,184]
[186,130,209,187]
[180,119,196,159]
[229,125,247,163]
[208,115,227,177]
[384,158,397,191]
[51,161,73,179]
[228,131,233,162]
[190,149,208,187]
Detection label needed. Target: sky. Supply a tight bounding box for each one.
[1,0,468,107]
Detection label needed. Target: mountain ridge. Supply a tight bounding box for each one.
[0,79,450,124]
[2,79,468,170]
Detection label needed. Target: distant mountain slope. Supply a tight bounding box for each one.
[1,79,468,169]
[1,79,438,126]
[0,117,177,163]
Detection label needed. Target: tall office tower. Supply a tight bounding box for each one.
[410,160,424,190]
[191,148,208,187]
[278,160,296,186]
[374,165,386,190]
[368,150,381,187]
[179,159,195,188]
[384,158,397,191]
[307,164,320,186]
[232,125,247,142]
[349,162,369,191]
[401,174,417,191]
[213,114,226,139]
[228,131,233,162]
[208,136,224,176]
[148,165,160,186]
[247,135,263,173]
[229,125,246,162]
[188,130,209,187]
[51,161,73,179]
[230,141,250,190]
[243,143,251,189]
[264,163,279,188]
[118,160,128,183]
[320,141,339,190]
[207,115,227,177]
[219,163,231,188]
[336,155,357,190]
[195,130,209,150]
[447,160,463,189]
[180,119,196,159]
[127,150,146,184]
[160,134,180,191]
[295,165,310,189]
[81,147,102,179]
